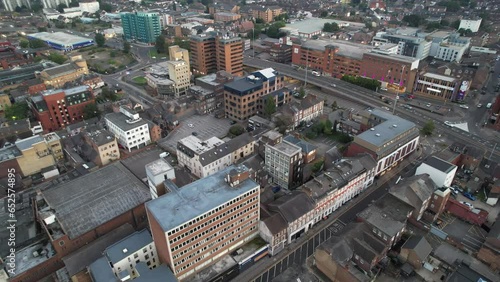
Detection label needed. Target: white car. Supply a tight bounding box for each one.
[188,123,194,128]
[477,104,483,108]
[426,103,432,107]
[460,201,474,209]
[460,104,469,109]
[330,83,336,87]
[444,121,452,126]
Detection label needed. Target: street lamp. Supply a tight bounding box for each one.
[393,65,406,114]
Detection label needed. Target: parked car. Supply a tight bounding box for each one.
[460,201,474,209]
[477,104,483,108]
[460,104,469,109]
[426,103,432,107]
[451,184,463,193]
[192,132,198,136]
[463,192,476,201]
[450,187,459,196]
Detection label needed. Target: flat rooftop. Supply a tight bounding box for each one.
[15,135,44,151]
[146,165,259,232]
[42,162,150,239]
[28,32,93,46]
[269,140,301,156]
[146,158,173,176]
[365,51,420,64]
[422,156,456,173]
[302,39,374,60]
[105,229,152,264]
[105,112,149,132]
[178,135,224,154]
[284,17,364,35]
[355,109,417,149]
[121,147,164,181]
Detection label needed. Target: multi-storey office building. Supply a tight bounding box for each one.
[146,165,260,281]
[166,60,191,97]
[372,29,431,60]
[28,85,95,132]
[121,12,161,44]
[215,34,243,76]
[168,45,190,69]
[223,68,286,121]
[190,32,243,76]
[190,33,217,75]
[265,139,302,189]
[345,109,420,176]
[413,71,467,101]
[37,56,89,88]
[105,106,151,151]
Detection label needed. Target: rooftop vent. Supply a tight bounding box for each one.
[122,248,128,254]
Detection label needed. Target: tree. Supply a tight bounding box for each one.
[247,28,260,40]
[19,40,29,48]
[451,19,460,29]
[28,39,48,49]
[69,0,79,7]
[100,2,113,12]
[421,120,435,136]
[47,52,67,64]
[229,124,245,136]
[123,41,131,53]
[312,160,324,173]
[426,22,442,31]
[37,27,47,32]
[323,22,340,32]
[57,3,68,13]
[333,120,338,133]
[274,14,289,22]
[320,10,328,18]
[255,18,265,24]
[95,33,105,47]
[331,100,338,109]
[263,95,276,117]
[298,87,306,98]
[156,35,166,53]
[324,119,333,135]
[31,2,43,13]
[83,103,100,120]
[402,14,424,27]
[440,19,450,26]
[4,102,29,121]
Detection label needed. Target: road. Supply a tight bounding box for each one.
[243,58,500,161]
[237,143,427,282]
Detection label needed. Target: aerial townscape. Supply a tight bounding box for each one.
[2,0,500,282]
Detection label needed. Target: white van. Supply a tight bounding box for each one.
[486,103,492,109]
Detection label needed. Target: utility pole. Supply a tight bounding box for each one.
[393,65,406,114]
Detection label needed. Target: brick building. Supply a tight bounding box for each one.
[345,109,420,176]
[192,71,235,115]
[146,165,260,281]
[413,71,468,101]
[252,6,282,23]
[360,52,419,93]
[36,55,89,88]
[223,68,287,121]
[214,12,241,22]
[292,40,373,78]
[28,85,95,132]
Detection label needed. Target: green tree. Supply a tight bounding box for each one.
[266,25,280,38]
[123,41,131,53]
[324,119,333,135]
[320,10,328,18]
[229,124,245,136]
[312,160,324,173]
[28,39,48,48]
[4,102,29,121]
[403,14,425,27]
[31,2,43,12]
[440,19,450,26]
[47,52,67,64]
[57,3,68,13]
[156,35,166,53]
[95,33,105,47]
[421,120,435,136]
[247,28,260,40]
[274,14,289,22]
[331,100,338,109]
[333,120,338,133]
[298,87,306,98]
[37,27,47,32]
[69,0,79,7]
[83,103,100,120]
[100,2,113,12]
[255,18,265,24]
[19,40,29,48]
[323,22,340,32]
[426,22,442,31]
[263,95,276,117]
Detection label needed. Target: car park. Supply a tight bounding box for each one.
[463,192,476,201]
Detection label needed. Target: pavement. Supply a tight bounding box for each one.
[237,141,427,282]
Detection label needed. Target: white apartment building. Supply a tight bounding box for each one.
[104,229,159,280]
[79,1,100,13]
[160,14,174,29]
[176,133,255,178]
[146,157,176,199]
[302,155,376,224]
[459,18,482,33]
[105,106,151,152]
[265,140,302,189]
[416,156,457,188]
[167,60,191,97]
[428,31,470,62]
